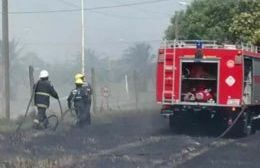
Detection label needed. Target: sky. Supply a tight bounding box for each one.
[1,0,190,63]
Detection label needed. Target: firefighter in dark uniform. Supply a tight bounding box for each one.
[67,78,90,128]
[74,73,92,125]
[33,70,59,129]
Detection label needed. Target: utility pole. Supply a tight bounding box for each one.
[133,70,139,112]
[29,66,34,95]
[91,68,97,113]
[81,0,85,74]
[125,75,129,99]
[2,0,10,119]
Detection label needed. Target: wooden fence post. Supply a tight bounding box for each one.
[91,68,97,113]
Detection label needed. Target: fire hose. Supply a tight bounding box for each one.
[61,108,76,120]
[57,98,63,120]
[168,105,249,167]
[216,105,247,139]
[15,80,39,133]
[15,89,35,133]
[15,96,63,133]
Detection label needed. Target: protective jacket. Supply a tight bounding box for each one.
[67,86,90,127]
[67,86,89,108]
[83,82,92,103]
[34,79,59,108]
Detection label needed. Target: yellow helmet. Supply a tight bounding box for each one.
[75,78,84,85]
[75,73,84,79]
[74,73,85,81]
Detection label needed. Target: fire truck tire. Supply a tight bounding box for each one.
[245,112,256,135]
[251,118,256,134]
[169,115,184,133]
[251,122,256,134]
[236,112,255,137]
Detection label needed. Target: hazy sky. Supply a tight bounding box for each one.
[1,0,189,63]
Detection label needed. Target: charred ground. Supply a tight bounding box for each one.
[0,108,259,168]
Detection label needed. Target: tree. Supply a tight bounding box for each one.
[20,52,48,68]
[0,40,24,100]
[252,30,260,46]
[122,42,155,92]
[123,42,154,71]
[0,40,46,100]
[48,49,107,90]
[229,0,260,44]
[165,0,260,45]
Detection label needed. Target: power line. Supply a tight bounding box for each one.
[57,0,169,20]
[58,0,78,8]
[23,39,162,47]
[7,0,173,14]
[109,0,172,16]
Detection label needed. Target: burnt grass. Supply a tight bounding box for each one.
[0,107,169,166]
[0,107,259,168]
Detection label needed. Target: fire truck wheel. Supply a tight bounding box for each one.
[236,112,255,137]
[245,112,256,135]
[251,121,256,134]
[169,115,184,133]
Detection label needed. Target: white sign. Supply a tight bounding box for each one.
[225,76,236,86]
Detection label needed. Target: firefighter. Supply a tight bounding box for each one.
[33,70,59,129]
[67,78,90,128]
[74,73,92,125]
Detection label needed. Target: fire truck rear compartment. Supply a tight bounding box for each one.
[181,61,218,104]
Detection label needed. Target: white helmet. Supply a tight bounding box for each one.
[39,70,49,78]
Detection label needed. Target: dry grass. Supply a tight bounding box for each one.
[0,119,17,133]
[0,112,35,134]
[0,156,81,168]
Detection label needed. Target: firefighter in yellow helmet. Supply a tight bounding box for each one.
[74,73,92,123]
[67,74,92,127]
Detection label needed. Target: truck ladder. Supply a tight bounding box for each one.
[162,40,176,104]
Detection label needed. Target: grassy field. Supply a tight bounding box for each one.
[0,119,17,133]
[0,116,34,134]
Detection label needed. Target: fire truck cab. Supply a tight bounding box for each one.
[156,40,260,135]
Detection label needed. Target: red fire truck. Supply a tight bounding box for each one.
[156,40,260,135]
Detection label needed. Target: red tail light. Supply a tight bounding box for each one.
[158,49,164,62]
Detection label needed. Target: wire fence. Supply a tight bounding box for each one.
[1,67,157,119]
